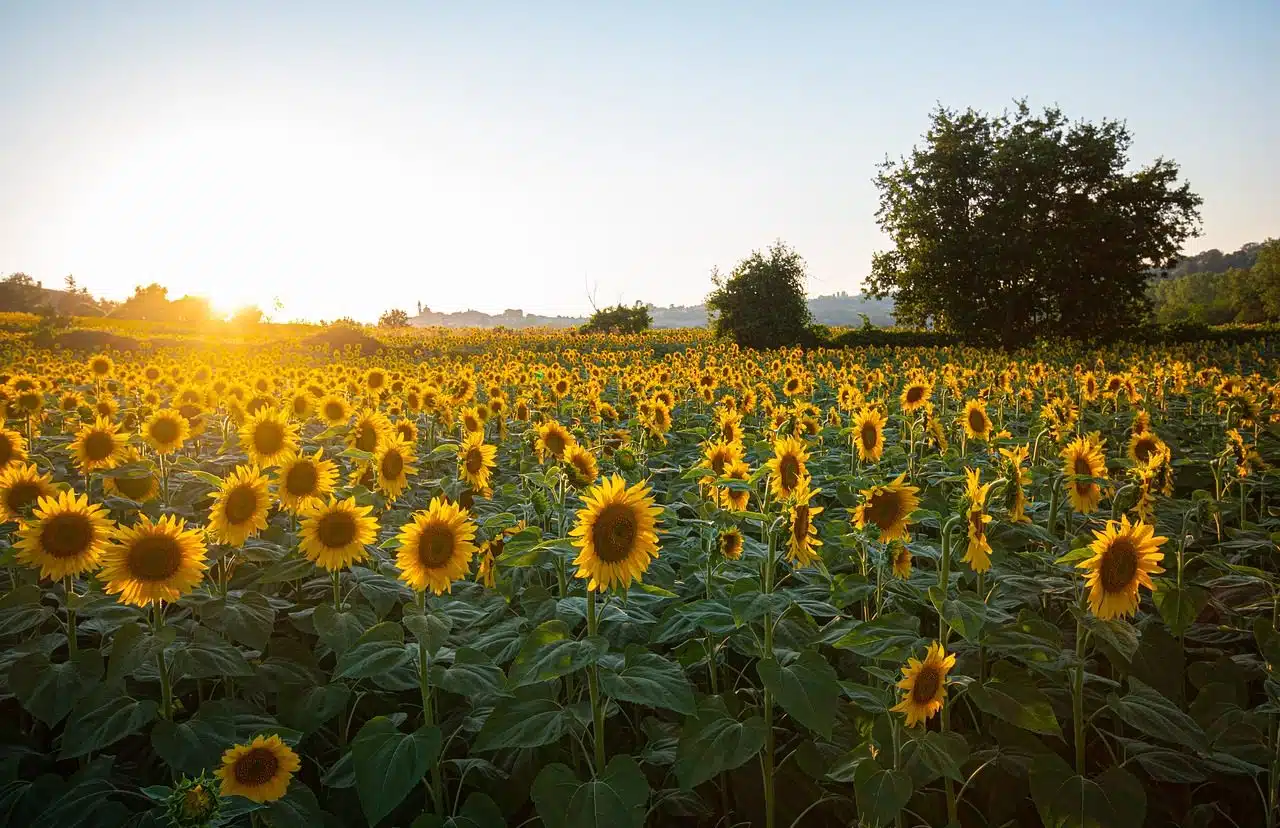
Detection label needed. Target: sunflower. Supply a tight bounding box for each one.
[962,467,993,573]
[852,474,921,543]
[100,514,209,606]
[208,465,271,547]
[890,542,912,579]
[960,399,991,442]
[890,642,956,727]
[238,409,299,468]
[274,449,339,512]
[1077,516,1167,620]
[143,408,191,455]
[571,475,663,592]
[299,497,377,571]
[1127,431,1166,466]
[535,420,575,462]
[900,380,931,413]
[374,434,418,501]
[71,417,130,473]
[766,435,810,500]
[564,443,599,489]
[999,444,1031,523]
[317,395,351,428]
[0,427,28,473]
[852,407,887,463]
[347,409,391,455]
[0,463,57,523]
[718,460,752,511]
[215,734,300,804]
[1062,435,1107,514]
[395,496,479,594]
[718,527,744,560]
[786,478,824,567]
[457,432,498,493]
[15,491,114,580]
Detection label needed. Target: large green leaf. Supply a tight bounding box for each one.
[674,696,767,789]
[1029,753,1146,828]
[968,663,1061,737]
[351,716,442,826]
[532,755,650,828]
[9,650,102,726]
[756,649,840,738]
[335,621,411,680]
[599,645,695,715]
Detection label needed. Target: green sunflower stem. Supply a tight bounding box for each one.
[586,588,606,772]
[154,602,172,720]
[1073,600,1088,777]
[64,576,77,657]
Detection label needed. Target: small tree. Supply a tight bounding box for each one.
[379,308,411,328]
[706,241,812,349]
[580,302,651,334]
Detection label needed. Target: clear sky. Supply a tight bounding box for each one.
[1,1,1277,322]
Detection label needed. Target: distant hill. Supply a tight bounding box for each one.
[407,292,895,330]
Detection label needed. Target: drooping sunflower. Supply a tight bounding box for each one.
[208,465,271,547]
[564,443,599,489]
[1062,435,1107,514]
[890,641,956,727]
[571,475,663,592]
[395,496,480,594]
[143,408,190,455]
[0,462,57,523]
[456,432,498,493]
[718,527,744,560]
[347,409,391,455]
[374,433,418,501]
[15,491,114,580]
[959,399,991,442]
[238,409,299,468]
[0,427,28,473]
[852,474,921,543]
[766,435,810,500]
[299,497,377,571]
[962,467,993,573]
[71,417,130,473]
[274,449,338,513]
[100,514,209,606]
[1077,516,1167,620]
[215,734,300,803]
[535,420,575,463]
[890,542,912,579]
[786,477,824,567]
[852,407,887,463]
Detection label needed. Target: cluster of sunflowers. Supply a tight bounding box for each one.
[0,333,1277,827]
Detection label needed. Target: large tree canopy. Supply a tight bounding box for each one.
[867,101,1203,346]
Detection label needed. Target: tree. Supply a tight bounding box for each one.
[0,273,47,312]
[706,241,812,350]
[867,101,1202,347]
[580,302,651,334]
[379,308,411,328]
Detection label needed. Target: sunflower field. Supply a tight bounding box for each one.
[0,330,1277,828]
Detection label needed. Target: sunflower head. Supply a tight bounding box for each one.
[215,734,300,804]
[395,496,480,594]
[15,490,114,580]
[100,514,209,606]
[571,475,663,592]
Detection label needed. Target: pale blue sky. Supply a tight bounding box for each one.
[1,1,1276,322]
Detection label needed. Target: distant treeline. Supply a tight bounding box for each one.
[1149,239,1279,325]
